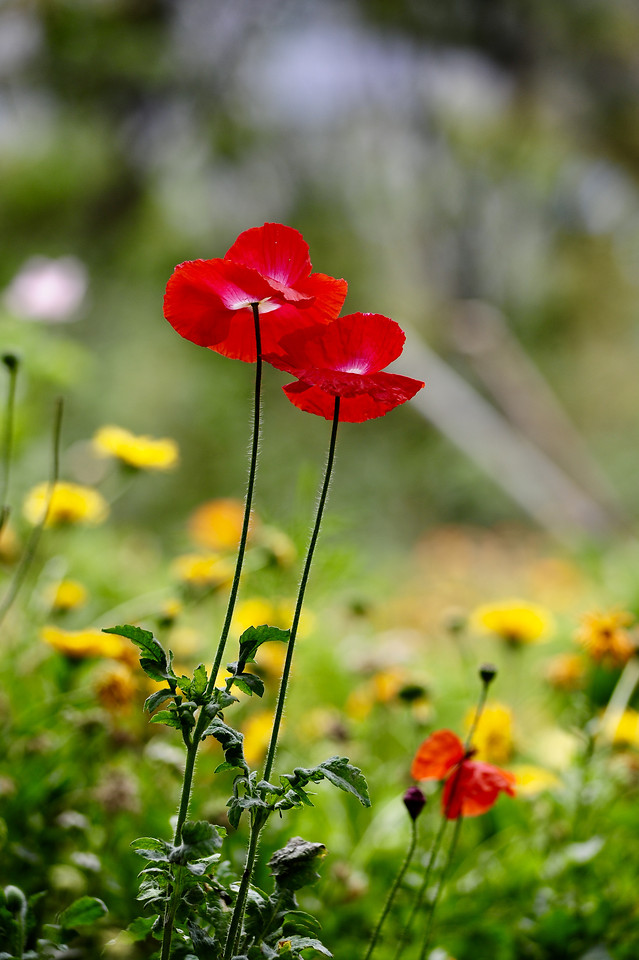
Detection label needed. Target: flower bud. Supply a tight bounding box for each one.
[1,353,19,372]
[403,786,427,821]
[479,663,498,685]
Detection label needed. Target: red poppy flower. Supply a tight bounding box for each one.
[163,223,347,362]
[263,313,425,422]
[411,729,516,820]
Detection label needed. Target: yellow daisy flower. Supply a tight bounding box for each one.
[601,709,639,747]
[41,625,134,662]
[171,552,233,589]
[23,482,108,527]
[46,579,88,612]
[472,598,554,646]
[93,425,178,471]
[466,702,515,764]
[511,764,560,796]
[576,609,636,669]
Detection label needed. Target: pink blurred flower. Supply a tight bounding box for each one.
[4,256,88,322]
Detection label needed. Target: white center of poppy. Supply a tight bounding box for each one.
[227,296,280,314]
[337,359,369,374]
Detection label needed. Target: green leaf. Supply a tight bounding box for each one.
[238,625,290,666]
[201,718,247,770]
[131,837,171,862]
[187,920,220,959]
[126,915,158,941]
[285,936,332,957]
[144,689,175,714]
[171,821,224,864]
[316,758,371,807]
[191,663,208,699]
[268,838,326,892]
[231,673,265,698]
[104,624,172,683]
[282,912,322,936]
[227,796,270,831]
[150,710,182,730]
[59,896,107,930]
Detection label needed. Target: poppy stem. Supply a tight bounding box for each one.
[363,818,418,960]
[0,396,63,629]
[417,815,464,960]
[0,353,19,535]
[393,811,449,960]
[222,397,341,960]
[207,302,263,694]
[161,305,263,960]
[262,394,340,783]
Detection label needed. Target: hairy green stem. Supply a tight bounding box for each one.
[0,354,19,533]
[222,397,341,957]
[161,304,263,960]
[418,815,463,960]
[0,396,63,628]
[364,818,418,960]
[262,395,341,782]
[393,813,448,960]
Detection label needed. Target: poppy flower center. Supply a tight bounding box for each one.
[226,296,280,315]
[336,358,370,374]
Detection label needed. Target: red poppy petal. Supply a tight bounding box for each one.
[294,273,348,323]
[282,380,419,422]
[215,303,330,363]
[225,223,312,287]
[164,258,274,349]
[410,730,465,782]
[277,313,406,374]
[443,761,516,819]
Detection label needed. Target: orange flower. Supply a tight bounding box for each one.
[411,729,516,820]
[187,498,256,551]
[576,610,635,669]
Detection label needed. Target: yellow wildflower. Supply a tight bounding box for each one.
[242,710,276,767]
[93,425,178,471]
[46,579,88,612]
[255,641,287,679]
[188,498,257,551]
[472,598,554,646]
[576,609,635,669]
[601,709,639,747]
[545,652,586,691]
[41,625,134,662]
[94,663,137,712]
[371,667,407,704]
[511,764,560,797]
[232,598,314,639]
[23,482,108,527]
[172,552,233,589]
[0,522,19,563]
[466,702,515,764]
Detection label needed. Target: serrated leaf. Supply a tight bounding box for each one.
[104,624,164,664]
[231,673,265,698]
[144,689,175,714]
[187,919,219,960]
[227,795,270,831]
[316,757,371,807]
[150,710,182,730]
[285,936,332,957]
[191,663,208,698]
[238,625,290,666]
[268,838,326,892]
[59,896,107,929]
[201,718,246,770]
[170,821,223,864]
[282,911,322,936]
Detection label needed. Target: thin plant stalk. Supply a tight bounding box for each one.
[160,303,263,960]
[0,397,63,629]
[0,353,20,533]
[395,670,494,960]
[223,396,341,960]
[417,815,464,960]
[364,818,419,960]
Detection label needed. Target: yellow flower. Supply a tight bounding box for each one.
[41,625,134,662]
[545,653,586,691]
[188,498,257,551]
[46,579,88,612]
[601,709,639,747]
[94,663,137,712]
[172,552,233,589]
[242,710,275,767]
[576,609,635,669]
[472,598,554,646]
[0,522,19,563]
[23,482,108,527]
[93,425,178,471]
[232,598,314,639]
[371,667,407,704]
[511,764,560,796]
[465,702,515,764]
[255,641,287,679]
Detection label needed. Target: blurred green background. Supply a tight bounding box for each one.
[3,0,639,549]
